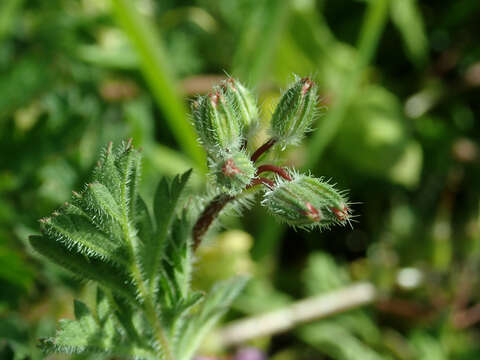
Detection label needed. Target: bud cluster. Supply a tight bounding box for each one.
[191,76,352,241]
[192,78,261,194]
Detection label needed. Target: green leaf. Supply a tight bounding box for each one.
[135,196,154,250]
[107,141,142,227]
[74,300,92,320]
[41,204,128,266]
[29,235,136,303]
[143,170,192,285]
[40,299,154,359]
[175,276,249,360]
[164,212,193,300]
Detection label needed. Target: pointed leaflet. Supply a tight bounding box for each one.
[114,140,142,220]
[94,142,123,205]
[168,291,204,348]
[156,211,197,332]
[29,235,136,303]
[40,299,155,359]
[40,203,128,266]
[162,211,193,301]
[175,276,249,360]
[135,195,155,246]
[143,169,192,285]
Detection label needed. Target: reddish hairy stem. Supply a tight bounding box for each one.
[193,194,234,250]
[256,164,292,181]
[192,176,276,250]
[246,177,275,189]
[250,138,276,163]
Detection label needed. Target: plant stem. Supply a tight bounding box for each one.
[193,194,235,250]
[256,164,292,181]
[247,177,275,189]
[251,138,276,162]
[118,167,174,360]
[193,176,276,250]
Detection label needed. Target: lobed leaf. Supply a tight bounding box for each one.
[142,170,192,286]
[40,299,155,359]
[41,204,128,267]
[29,235,136,303]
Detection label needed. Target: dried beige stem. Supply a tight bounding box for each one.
[218,282,377,346]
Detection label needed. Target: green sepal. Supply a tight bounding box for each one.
[192,91,242,156]
[270,76,319,148]
[221,77,259,139]
[211,151,256,195]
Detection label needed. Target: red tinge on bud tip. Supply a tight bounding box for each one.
[330,205,349,221]
[301,78,314,94]
[304,202,322,222]
[222,158,243,177]
[210,92,219,106]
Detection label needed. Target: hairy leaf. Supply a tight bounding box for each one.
[142,170,192,286]
[40,299,155,359]
[29,235,136,303]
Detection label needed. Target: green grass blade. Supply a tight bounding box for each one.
[232,0,291,85]
[110,0,206,171]
[390,0,428,67]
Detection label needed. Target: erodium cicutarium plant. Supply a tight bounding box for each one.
[30,76,352,359]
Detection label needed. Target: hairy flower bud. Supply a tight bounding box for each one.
[222,77,259,139]
[270,77,318,147]
[262,173,350,229]
[192,90,242,156]
[212,151,256,195]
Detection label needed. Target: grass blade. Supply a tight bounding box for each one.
[110,0,206,171]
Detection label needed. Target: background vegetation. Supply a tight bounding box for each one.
[1,0,480,358]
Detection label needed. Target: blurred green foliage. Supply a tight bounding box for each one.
[1,0,480,358]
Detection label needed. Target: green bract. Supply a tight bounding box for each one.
[262,173,350,230]
[221,77,259,139]
[270,77,318,147]
[212,151,256,195]
[192,90,242,156]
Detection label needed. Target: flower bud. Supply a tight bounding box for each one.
[192,90,242,156]
[221,78,259,139]
[262,173,350,229]
[212,151,256,195]
[269,77,318,147]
